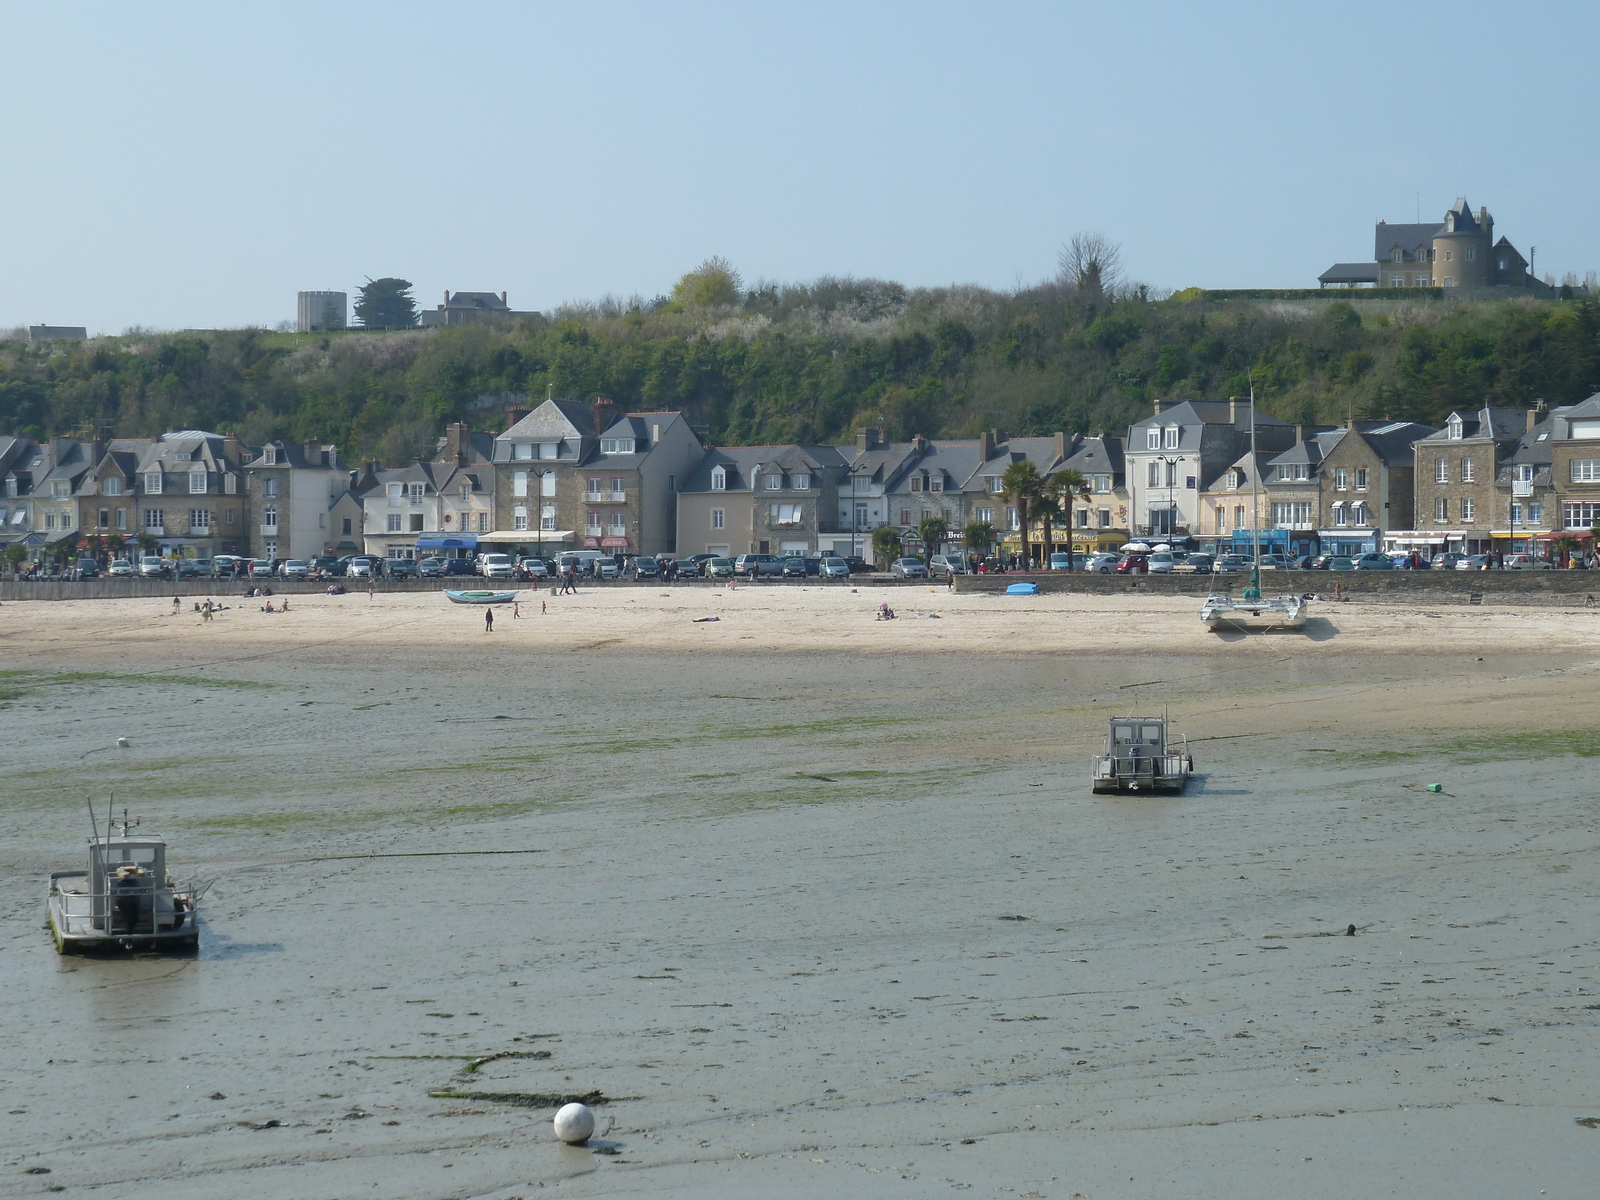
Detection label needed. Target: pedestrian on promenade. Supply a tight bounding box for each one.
[485,606,494,633]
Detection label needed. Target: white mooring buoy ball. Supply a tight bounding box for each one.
[115,737,131,748]
[553,1102,595,1144]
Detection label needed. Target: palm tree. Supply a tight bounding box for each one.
[870,525,903,569]
[1046,468,1090,569]
[1549,533,1581,567]
[917,514,949,566]
[964,520,994,562]
[1033,493,1062,564]
[1000,460,1042,569]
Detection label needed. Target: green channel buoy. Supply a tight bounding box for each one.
[1426,783,1443,793]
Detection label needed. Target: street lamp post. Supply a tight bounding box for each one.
[1156,455,1180,542]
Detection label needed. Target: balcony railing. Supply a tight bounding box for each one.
[584,492,604,502]
[145,526,165,536]
[1512,480,1534,497]
[609,491,626,502]
[191,525,210,535]
[260,524,278,536]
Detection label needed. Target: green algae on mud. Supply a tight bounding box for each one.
[1322,728,1600,767]
[0,668,276,694]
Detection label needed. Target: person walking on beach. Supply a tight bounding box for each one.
[513,599,521,618]
[485,606,494,633]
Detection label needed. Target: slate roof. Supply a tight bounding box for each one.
[1320,262,1381,284]
[680,444,847,493]
[1061,435,1124,481]
[1373,223,1443,260]
[500,400,597,444]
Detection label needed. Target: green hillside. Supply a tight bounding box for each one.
[5,280,1599,461]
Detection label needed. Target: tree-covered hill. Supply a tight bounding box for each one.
[5,278,1599,463]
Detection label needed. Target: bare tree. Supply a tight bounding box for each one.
[1057,233,1124,299]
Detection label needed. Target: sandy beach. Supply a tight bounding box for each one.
[2,586,1598,1198]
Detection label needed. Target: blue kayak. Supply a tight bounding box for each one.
[1005,582,1039,596]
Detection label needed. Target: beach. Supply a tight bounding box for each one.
[1,586,1597,1198]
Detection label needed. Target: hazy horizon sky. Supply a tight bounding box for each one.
[4,1,1598,334]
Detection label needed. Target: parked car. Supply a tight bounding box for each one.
[1147,551,1179,574]
[279,559,310,580]
[248,559,277,578]
[631,556,661,579]
[418,557,445,578]
[1388,552,1429,569]
[1505,553,1552,570]
[185,558,212,577]
[779,555,809,577]
[676,553,716,577]
[107,557,134,577]
[1433,552,1469,569]
[1255,554,1291,570]
[1213,554,1250,574]
[138,556,168,578]
[843,556,871,574]
[1114,554,1149,575]
[890,556,928,579]
[1326,556,1355,571]
[1455,554,1494,571]
[819,556,850,578]
[439,557,475,576]
[1171,553,1214,575]
[1087,552,1120,574]
[347,556,382,578]
[518,557,551,578]
[705,556,735,578]
[734,553,784,578]
[310,555,343,576]
[1308,555,1335,570]
[930,554,967,577]
[386,558,419,579]
[594,555,622,580]
[1352,552,1394,570]
[74,557,100,579]
[477,553,515,579]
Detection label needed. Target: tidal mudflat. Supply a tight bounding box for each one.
[2,588,1597,1198]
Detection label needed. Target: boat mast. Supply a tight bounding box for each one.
[1246,379,1262,601]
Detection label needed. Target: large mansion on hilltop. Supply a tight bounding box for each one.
[1318,198,1544,292]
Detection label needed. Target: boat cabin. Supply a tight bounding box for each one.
[87,835,168,931]
[1109,718,1168,759]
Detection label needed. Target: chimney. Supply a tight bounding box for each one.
[500,291,507,306]
[592,398,622,435]
[441,421,468,466]
[1152,398,1163,416]
[979,430,994,460]
[223,434,240,466]
[1229,396,1244,425]
[304,438,322,466]
[912,434,927,453]
[1053,432,1068,462]
[856,426,881,453]
[504,402,530,430]
[1295,424,1310,445]
[652,422,661,445]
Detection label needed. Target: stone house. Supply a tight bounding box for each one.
[1403,407,1536,556]
[77,439,153,547]
[1494,412,1556,553]
[360,461,443,559]
[1316,421,1434,556]
[1318,197,1543,292]
[1543,394,1600,547]
[676,444,851,558]
[428,422,497,544]
[243,439,348,561]
[1063,436,1128,554]
[1197,452,1269,549]
[134,431,250,559]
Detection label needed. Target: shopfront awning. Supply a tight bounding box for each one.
[415,534,478,550]
[476,529,574,543]
[601,536,629,548]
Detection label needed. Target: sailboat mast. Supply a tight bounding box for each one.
[1247,380,1262,599]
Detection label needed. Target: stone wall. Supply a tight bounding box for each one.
[953,570,1600,605]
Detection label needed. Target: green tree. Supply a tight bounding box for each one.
[1549,533,1581,566]
[670,257,742,309]
[917,514,948,565]
[2,543,26,574]
[870,525,903,569]
[354,277,418,329]
[1033,492,1062,563]
[963,520,994,557]
[134,532,158,556]
[1001,460,1042,569]
[1046,468,1089,568]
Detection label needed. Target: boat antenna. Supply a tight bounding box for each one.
[86,796,100,842]
[1245,376,1262,601]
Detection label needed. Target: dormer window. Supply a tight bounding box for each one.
[1146,428,1160,450]
[1162,425,1179,449]
[600,437,636,454]
[1446,416,1463,439]
[460,482,472,500]
[263,446,277,465]
[102,476,122,496]
[710,466,726,491]
[1392,249,1402,263]
[144,472,163,493]
[909,475,922,492]
[928,475,941,492]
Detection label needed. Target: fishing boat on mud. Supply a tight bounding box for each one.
[1091,714,1193,794]
[444,589,519,604]
[47,806,202,954]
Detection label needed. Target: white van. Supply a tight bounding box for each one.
[557,550,604,576]
[477,553,515,579]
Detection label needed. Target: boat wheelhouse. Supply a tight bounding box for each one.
[1091,715,1193,794]
[47,820,199,954]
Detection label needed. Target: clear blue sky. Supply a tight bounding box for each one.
[3,1,1597,334]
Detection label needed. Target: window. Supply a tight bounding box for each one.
[189,471,206,493]
[541,471,556,497]
[608,512,626,533]
[1515,464,1534,483]
[1571,459,1600,483]
[145,472,163,493]
[1350,503,1368,525]
[1146,427,1160,450]
[1465,247,1476,262]
[1446,416,1463,439]
[1334,468,1348,491]
[899,508,911,525]
[342,517,351,535]
[262,506,278,527]
[1098,508,1111,528]
[1445,250,1454,262]
[1528,503,1543,524]
[262,478,278,498]
[98,508,108,528]
[711,508,724,530]
[585,476,602,498]
[225,474,237,494]
[513,470,528,497]
[610,476,627,499]
[51,480,69,498]
[1272,502,1311,527]
[1165,461,1179,487]
[144,508,164,529]
[1006,506,1019,530]
[1093,474,1110,493]
[262,541,277,558]
[263,446,277,465]
[189,508,211,529]
[1147,462,1161,487]
[1163,426,1179,449]
[1510,504,1522,525]
[1076,508,1090,527]
[765,473,781,490]
[513,505,528,531]
[1435,458,1449,483]
[987,476,1003,493]
[387,514,401,532]
[43,510,55,530]
[600,437,635,454]
[1460,496,1475,522]
[1434,497,1448,522]
[927,476,940,493]
[115,508,126,530]
[1214,505,1226,531]
[409,513,423,532]
[770,503,803,525]
[460,482,472,500]
[977,507,993,523]
[1392,249,1402,263]
[909,476,922,493]
[1461,458,1474,483]
[1564,503,1600,528]
[538,442,558,460]
[540,505,556,530]
[1333,503,1347,527]
[1234,505,1246,528]
[710,466,726,491]
[514,443,533,461]
[586,510,601,533]
[408,482,424,501]
[102,476,122,496]
[1499,258,1507,271]
[1354,467,1368,491]
[387,482,402,506]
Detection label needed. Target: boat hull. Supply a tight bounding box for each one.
[1091,753,1192,794]
[1200,593,1307,632]
[47,872,198,955]
[444,589,519,604]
